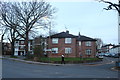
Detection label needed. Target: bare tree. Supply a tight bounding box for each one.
[0,1,56,56]
[98,0,120,45]
[95,38,103,53]
[12,1,56,56]
[98,0,120,13]
[0,2,23,56]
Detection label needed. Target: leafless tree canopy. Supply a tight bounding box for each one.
[0,1,56,56]
[98,0,120,14]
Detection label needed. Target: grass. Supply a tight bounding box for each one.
[10,56,18,58]
[39,57,100,62]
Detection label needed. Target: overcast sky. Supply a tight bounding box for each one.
[0,0,118,45]
[49,1,118,45]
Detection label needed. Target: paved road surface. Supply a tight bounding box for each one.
[2,57,119,78]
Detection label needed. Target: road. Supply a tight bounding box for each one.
[2,57,120,78]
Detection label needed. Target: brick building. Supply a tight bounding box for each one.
[47,31,97,58]
[3,42,11,55]
[101,44,114,53]
[14,39,34,56]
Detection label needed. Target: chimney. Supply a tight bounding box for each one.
[78,32,81,38]
[66,30,69,34]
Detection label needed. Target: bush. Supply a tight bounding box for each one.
[10,56,18,58]
[25,54,35,60]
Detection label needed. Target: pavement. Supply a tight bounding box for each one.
[2,56,63,66]
[1,55,117,66]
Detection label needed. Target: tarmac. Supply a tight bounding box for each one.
[1,56,63,66]
[0,55,117,66]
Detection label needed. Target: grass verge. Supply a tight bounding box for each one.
[39,57,101,62]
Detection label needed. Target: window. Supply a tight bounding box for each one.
[19,46,24,50]
[30,46,33,50]
[15,41,19,46]
[21,41,24,44]
[30,41,33,45]
[79,41,81,46]
[85,49,92,55]
[65,48,72,54]
[85,41,91,46]
[16,41,18,43]
[52,38,58,44]
[52,48,58,53]
[65,38,72,43]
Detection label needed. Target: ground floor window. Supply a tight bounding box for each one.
[52,48,58,53]
[85,49,92,55]
[65,48,72,54]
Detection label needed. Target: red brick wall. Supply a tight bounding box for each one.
[48,38,77,57]
[77,41,96,58]
[47,38,96,58]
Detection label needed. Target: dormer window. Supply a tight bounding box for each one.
[65,38,72,44]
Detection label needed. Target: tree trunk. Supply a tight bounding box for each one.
[11,39,15,56]
[25,31,29,56]
[118,1,120,45]
[2,35,4,55]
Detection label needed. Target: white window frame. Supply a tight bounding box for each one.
[21,41,24,44]
[16,41,18,43]
[52,48,58,53]
[79,41,81,46]
[85,49,92,55]
[85,41,91,46]
[65,48,72,54]
[20,45,24,50]
[52,38,58,44]
[65,38,72,44]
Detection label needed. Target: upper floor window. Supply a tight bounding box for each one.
[85,49,92,55]
[85,41,91,46]
[65,38,72,44]
[52,48,58,53]
[16,41,18,43]
[52,38,58,44]
[20,41,24,44]
[19,46,25,50]
[65,48,72,54]
[30,41,33,45]
[79,41,81,46]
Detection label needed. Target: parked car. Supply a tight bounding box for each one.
[113,54,119,58]
[98,55,104,59]
[104,53,109,57]
[96,53,104,59]
[104,53,115,57]
[99,53,105,56]
[111,53,120,58]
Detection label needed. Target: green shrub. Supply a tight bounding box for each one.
[25,54,35,59]
[10,56,18,58]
